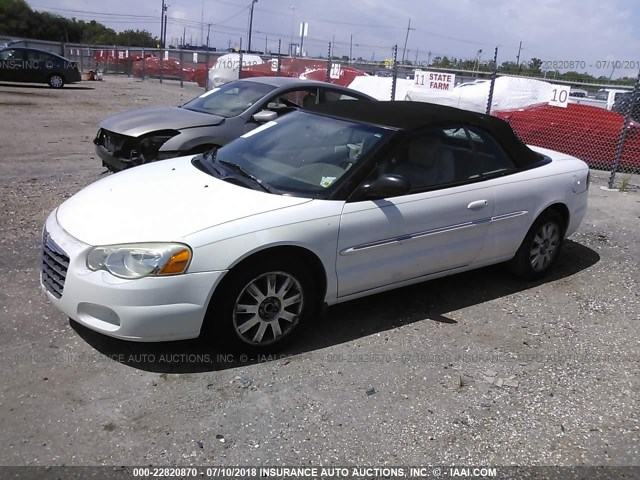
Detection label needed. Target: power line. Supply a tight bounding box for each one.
[31,5,157,19]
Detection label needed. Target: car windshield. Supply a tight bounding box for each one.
[208,110,390,196]
[182,80,276,117]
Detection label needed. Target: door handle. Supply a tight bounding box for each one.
[467,200,488,210]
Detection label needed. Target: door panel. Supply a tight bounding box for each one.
[0,49,21,82]
[336,184,495,297]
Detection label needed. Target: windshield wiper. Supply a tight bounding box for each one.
[218,159,274,193]
[193,152,223,177]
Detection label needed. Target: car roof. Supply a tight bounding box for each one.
[242,76,353,89]
[1,46,67,59]
[307,100,541,167]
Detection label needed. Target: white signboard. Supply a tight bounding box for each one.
[330,63,342,79]
[548,85,571,108]
[414,70,456,91]
[163,50,169,60]
[192,52,198,63]
[299,22,308,37]
[270,59,279,72]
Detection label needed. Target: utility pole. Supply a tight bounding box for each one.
[163,13,167,47]
[516,40,522,66]
[160,0,165,47]
[206,23,211,49]
[248,0,258,53]
[299,22,308,57]
[264,35,268,54]
[200,0,205,46]
[289,5,296,56]
[401,18,414,64]
[349,34,353,64]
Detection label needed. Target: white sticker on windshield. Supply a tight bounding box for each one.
[241,121,278,138]
[199,87,221,98]
[320,176,337,188]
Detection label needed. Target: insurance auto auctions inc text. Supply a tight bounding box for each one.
[256,466,497,478]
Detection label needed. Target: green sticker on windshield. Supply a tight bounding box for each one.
[320,176,336,188]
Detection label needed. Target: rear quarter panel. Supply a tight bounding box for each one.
[477,152,589,263]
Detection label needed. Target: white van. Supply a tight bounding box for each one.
[594,88,631,110]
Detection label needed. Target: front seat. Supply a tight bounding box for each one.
[302,93,317,109]
[393,135,455,187]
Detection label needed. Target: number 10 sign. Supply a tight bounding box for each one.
[549,85,571,108]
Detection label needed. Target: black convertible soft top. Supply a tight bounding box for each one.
[307,101,541,168]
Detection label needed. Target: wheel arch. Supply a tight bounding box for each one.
[200,244,329,335]
[539,202,570,236]
[229,244,328,299]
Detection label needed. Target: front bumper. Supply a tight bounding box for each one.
[40,210,226,342]
[95,144,180,172]
[95,144,132,172]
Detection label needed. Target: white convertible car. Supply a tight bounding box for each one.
[41,101,589,350]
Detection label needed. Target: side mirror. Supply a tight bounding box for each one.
[252,110,278,123]
[359,174,411,199]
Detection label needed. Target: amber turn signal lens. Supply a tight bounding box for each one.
[159,249,191,275]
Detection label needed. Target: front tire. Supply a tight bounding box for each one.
[48,74,65,88]
[509,211,564,280]
[206,257,317,351]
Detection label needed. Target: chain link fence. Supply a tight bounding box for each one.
[381,49,640,186]
[23,37,635,186]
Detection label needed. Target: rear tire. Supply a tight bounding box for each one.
[509,211,564,280]
[48,74,65,88]
[204,256,317,352]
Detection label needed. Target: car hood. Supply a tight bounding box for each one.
[99,107,225,137]
[56,156,312,246]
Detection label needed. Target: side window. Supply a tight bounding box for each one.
[377,128,457,191]
[322,90,368,102]
[465,127,516,176]
[0,49,19,61]
[266,88,317,112]
[25,50,47,62]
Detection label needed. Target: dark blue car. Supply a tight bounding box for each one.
[0,47,81,88]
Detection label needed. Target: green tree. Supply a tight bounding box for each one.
[0,0,158,46]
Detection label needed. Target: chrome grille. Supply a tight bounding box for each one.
[41,229,69,299]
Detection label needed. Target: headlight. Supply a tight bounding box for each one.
[87,243,192,279]
[138,130,179,159]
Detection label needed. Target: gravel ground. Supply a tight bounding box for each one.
[0,76,638,468]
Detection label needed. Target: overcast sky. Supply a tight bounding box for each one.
[28,0,640,76]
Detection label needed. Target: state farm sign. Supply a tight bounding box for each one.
[414,70,456,91]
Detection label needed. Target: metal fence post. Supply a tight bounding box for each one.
[179,49,184,88]
[238,38,243,79]
[326,42,332,83]
[204,51,210,91]
[485,46,499,115]
[391,44,398,101]
[141,48,146,81]
[608,69,640,188]
[277,39,281,76]
[160,48,164,84]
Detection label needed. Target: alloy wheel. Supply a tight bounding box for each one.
[529,221,561,272]
[233,271,304,346]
